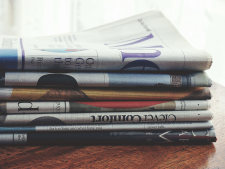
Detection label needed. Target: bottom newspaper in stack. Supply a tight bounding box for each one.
[0,100,216,144]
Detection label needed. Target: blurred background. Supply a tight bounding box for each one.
[0,0,224,86]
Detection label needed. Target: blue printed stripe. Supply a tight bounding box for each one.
[0,126,35,132]
[0,49,18,70]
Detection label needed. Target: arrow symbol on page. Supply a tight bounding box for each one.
[159,131,173,142]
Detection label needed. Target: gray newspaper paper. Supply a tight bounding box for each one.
[0,111,213,125]
[0,122,214,132]
[0,100,210,114]
[0,72,212,87]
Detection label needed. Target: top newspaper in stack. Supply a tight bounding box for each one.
[0,11,211,71]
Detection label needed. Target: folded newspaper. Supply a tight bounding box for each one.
[0,87,211,101]
[0,129,216,144]
[0,100,210,113]
[0,111,213,125]
[0,71,212,87]
[0,11,212,71]
[0,122,214,132]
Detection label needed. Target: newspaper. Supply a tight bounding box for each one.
[0,87,211,101]
[0,122,214,132]
[0,11,212,71]
[0,111,213,125]
[0,100,210,114]
[0,128,216,144]
[0,71,212,87]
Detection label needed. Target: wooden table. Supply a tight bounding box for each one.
[0,82,224,168]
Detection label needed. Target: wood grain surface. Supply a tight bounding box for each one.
[0,82,224,169]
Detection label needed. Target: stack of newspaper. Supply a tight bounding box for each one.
[0,11,216,145]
